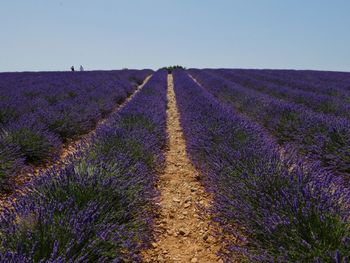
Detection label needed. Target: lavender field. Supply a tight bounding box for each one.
[0,68,350,262]
[0,69,151,190]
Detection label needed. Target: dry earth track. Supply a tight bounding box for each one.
[142,74,225,263]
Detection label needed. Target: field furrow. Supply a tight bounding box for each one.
[1,67,350,262]
[143,74,222,263]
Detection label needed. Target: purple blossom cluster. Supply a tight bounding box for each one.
[213,69,350,119]
[0,69,151,190]
[172,70,350,262]
[0,70,168,262]
[237,68,350,100]
[189,69,350,178]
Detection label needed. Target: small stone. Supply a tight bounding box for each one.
[178,228,189,236]
[184,202,191,208]
[151,242,158,248]
[197,222,204,227]
[185,196,192,202]
[173,197,181,203]
[191,257,198,263]
[207,236,216,243]
[203,233,209,241]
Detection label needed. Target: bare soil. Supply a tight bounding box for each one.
[142,74,224,263]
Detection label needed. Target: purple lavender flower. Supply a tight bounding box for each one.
[189,69,350,178]
[0,69,152,189]
[173,69,350,262]
[0,69,167,261]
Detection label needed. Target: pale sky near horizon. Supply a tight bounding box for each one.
[1,0,350,72]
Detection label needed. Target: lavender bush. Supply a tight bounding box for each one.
[235,68,350,101]
[0,69,151,189]
[0,129,24,191]
[261,69,350,92]
[3,114,61,164]
[213,69,350,119]
[0,70,167,262]
[189,69,350,178]
[173,70,350,262]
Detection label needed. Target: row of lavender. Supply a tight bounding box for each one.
[232,68,350,101]
[212,69,350,119]
[173,70,350,261]
[263,69,350,93]
[189,69,350,178]
[0,70,168,262]
[0,69,151,190]
[267,69,350,89]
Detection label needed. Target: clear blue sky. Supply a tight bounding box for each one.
[1,0,350,72]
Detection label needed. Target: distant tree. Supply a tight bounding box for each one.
[161,65,186,73]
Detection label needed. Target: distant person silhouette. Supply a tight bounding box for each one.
[80,65,84,71]
[71,66,75,71]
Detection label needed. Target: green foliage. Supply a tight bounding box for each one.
[48,116,85,141]
[161,65,186,73]
[258,212,349,261]
[5,162,145,261]
[0,107,18,124]
[120,114,156,133]
[67,91,77,98]
[45,95,60,105]
[22,90,41,99]
[0,156,15,185]
[275,110,300,143]
[319,101,338,114]
[6,128,54,163]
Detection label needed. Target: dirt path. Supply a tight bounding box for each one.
[0,75,152,213]
[143,74,223,263]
